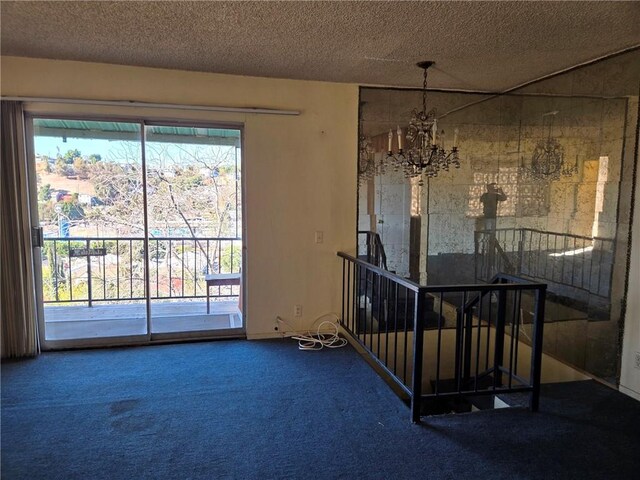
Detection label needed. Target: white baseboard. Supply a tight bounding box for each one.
[619,384,640,401]
[246,331,304,340]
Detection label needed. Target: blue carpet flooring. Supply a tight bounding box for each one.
[2,339,640,479]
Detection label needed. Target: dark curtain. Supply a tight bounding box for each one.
[1,100,40,357]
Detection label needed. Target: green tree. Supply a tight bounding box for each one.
[73,157,89,179]
[221,243,241,273]
[55,158,73,177]
[61,200,84,220]
[38,184,52,201]
[62,149,82,165]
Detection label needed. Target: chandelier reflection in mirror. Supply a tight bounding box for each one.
[358,135,385,184]
[520,110,578,181]
[386,61,460,186]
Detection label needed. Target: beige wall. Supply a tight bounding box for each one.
[0,56,359,338]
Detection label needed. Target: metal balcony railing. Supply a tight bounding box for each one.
[41,236,241,305]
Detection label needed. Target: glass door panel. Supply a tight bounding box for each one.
[144,125,243,335]
[32,119,147,342]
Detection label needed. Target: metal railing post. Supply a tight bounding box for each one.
[341,258,345,327]
[411,289,425,423]
[530,286,546,412]
[454,305,463,388]
[53,240,59,302]
[493,285,507,388]
[355,264,361,336]
[473,231,479,281]
[86,238,93,307]
[517,229,524,275]
[463,295,473,383]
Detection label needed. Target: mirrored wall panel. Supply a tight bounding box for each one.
[358,50,639,383]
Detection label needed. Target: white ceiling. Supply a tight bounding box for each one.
[1,1,639,91]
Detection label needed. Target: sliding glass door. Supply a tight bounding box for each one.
[144,124,243,336]
[31,119,147,342]
[28,116,243,347]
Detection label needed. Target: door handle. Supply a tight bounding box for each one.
[31,227,44,248]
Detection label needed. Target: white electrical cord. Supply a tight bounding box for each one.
[276,314,348,351]
[291,321,348,351]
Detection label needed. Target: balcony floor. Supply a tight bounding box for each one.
[44,300,242,341]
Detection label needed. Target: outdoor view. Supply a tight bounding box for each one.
[33,119,243,341]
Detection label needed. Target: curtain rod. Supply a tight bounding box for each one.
[0,96,301,116]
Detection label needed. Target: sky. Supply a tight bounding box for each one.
[35,136,115,160]
[34,135,240,168]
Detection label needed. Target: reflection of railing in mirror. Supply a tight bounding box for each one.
[357,230,388,270]
[474,228,613,299]
[42,236,242,305]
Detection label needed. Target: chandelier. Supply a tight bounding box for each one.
[520,111,577,181]
[386,61,460,186]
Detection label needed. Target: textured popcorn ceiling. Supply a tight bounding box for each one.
[1,1,639,91]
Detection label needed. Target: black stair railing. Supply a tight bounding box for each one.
[456,273,546,406]
[338,251,546,423]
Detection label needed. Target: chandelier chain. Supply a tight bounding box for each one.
[422,66,428,114]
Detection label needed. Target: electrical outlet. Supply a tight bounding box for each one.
[294,304,302,317]
[634,352,640,370]
[315,230,324,244]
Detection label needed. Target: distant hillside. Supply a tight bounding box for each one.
[39,172,95,196]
